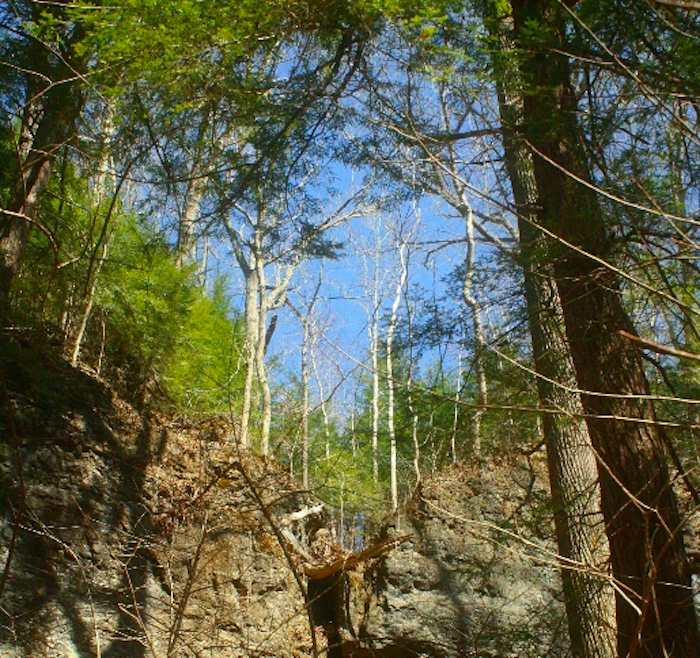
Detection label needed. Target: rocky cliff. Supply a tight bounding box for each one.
[352,461,567,658]
[0,339,567,657]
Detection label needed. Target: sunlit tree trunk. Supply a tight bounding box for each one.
[386,239,409,511]
[508,1,700,654]
[451,336,464,464]
[294,271,323,487]
[240,260,261,450]
[254,253,273,454]
[224,211,295,454]
[71,242,108,367]
[176,185,204,269]
[486,4,617,657]
[458,197,487,457]
[72,115,115,366]
[368,238,381,483]
[312,351,333,461]
[404,272,421,485]
[175,117,210,269]
[300,306,312,489]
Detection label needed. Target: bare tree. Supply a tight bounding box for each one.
[385,217,418,510]
[289,267,324,488]
[223,188,361,453]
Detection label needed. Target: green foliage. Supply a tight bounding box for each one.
[162,279,246,412]
[73,0,377,102]
[91,219,246,411]
[313,442,387,525]
[0,126,18,209]
[12,154,101,330]
[98,218,196,376]
[12,156,244,411]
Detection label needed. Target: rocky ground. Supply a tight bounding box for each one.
[0,337,569,657]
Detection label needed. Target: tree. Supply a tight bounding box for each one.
[482,4,617,656]
[288,266,325,488]
[0,2,86,318]
[507,0,700,654]
[222,173,360,453]
[385,216,419,510]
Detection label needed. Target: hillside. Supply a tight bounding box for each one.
[0,338,568,657]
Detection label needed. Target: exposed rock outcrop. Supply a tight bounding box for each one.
[0,340,568,657]
[0,341,314,657]
[352,461,568,658]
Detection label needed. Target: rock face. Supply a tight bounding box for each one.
[0,340,567,658]
[351,461,568,658]
[0,341,313,658]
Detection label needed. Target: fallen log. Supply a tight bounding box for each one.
[304,535,411,579]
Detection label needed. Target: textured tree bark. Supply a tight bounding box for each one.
[522,243,617,658]
[1,97,54,313]
[508,1,700,654]
[487,8,616,656]
[0,17,84,320]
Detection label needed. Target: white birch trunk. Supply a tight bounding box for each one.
[301,314,311,488]
[386,240,409,511]
[459,197,487,457]
[239,264,260,450]
[254,252,272,455]
[369,245,381,484]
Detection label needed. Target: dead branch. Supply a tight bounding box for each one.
[304,535,411,580]
[618,330,700,363]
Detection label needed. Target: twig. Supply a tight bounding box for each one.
[618,330,700,363]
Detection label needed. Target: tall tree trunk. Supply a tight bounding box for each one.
[224,211,298,454]
[369,246,381,484]
[176,185,204,268]
[458,197,487,457]
[255,255,272,455]
[0,20,83,319]
[296,270,322,487]
[386,240,408,511]
[451,337,464,465]
[301,311,311,489]
[404,262,421,485]
[509,1,700,654]
[71,116,115,366]
[240,265,260,449]
[523,252,617,658]
[71,242,108,367]
[312,353,333,461]
[485,7,616,657]
[175,115,211,269]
